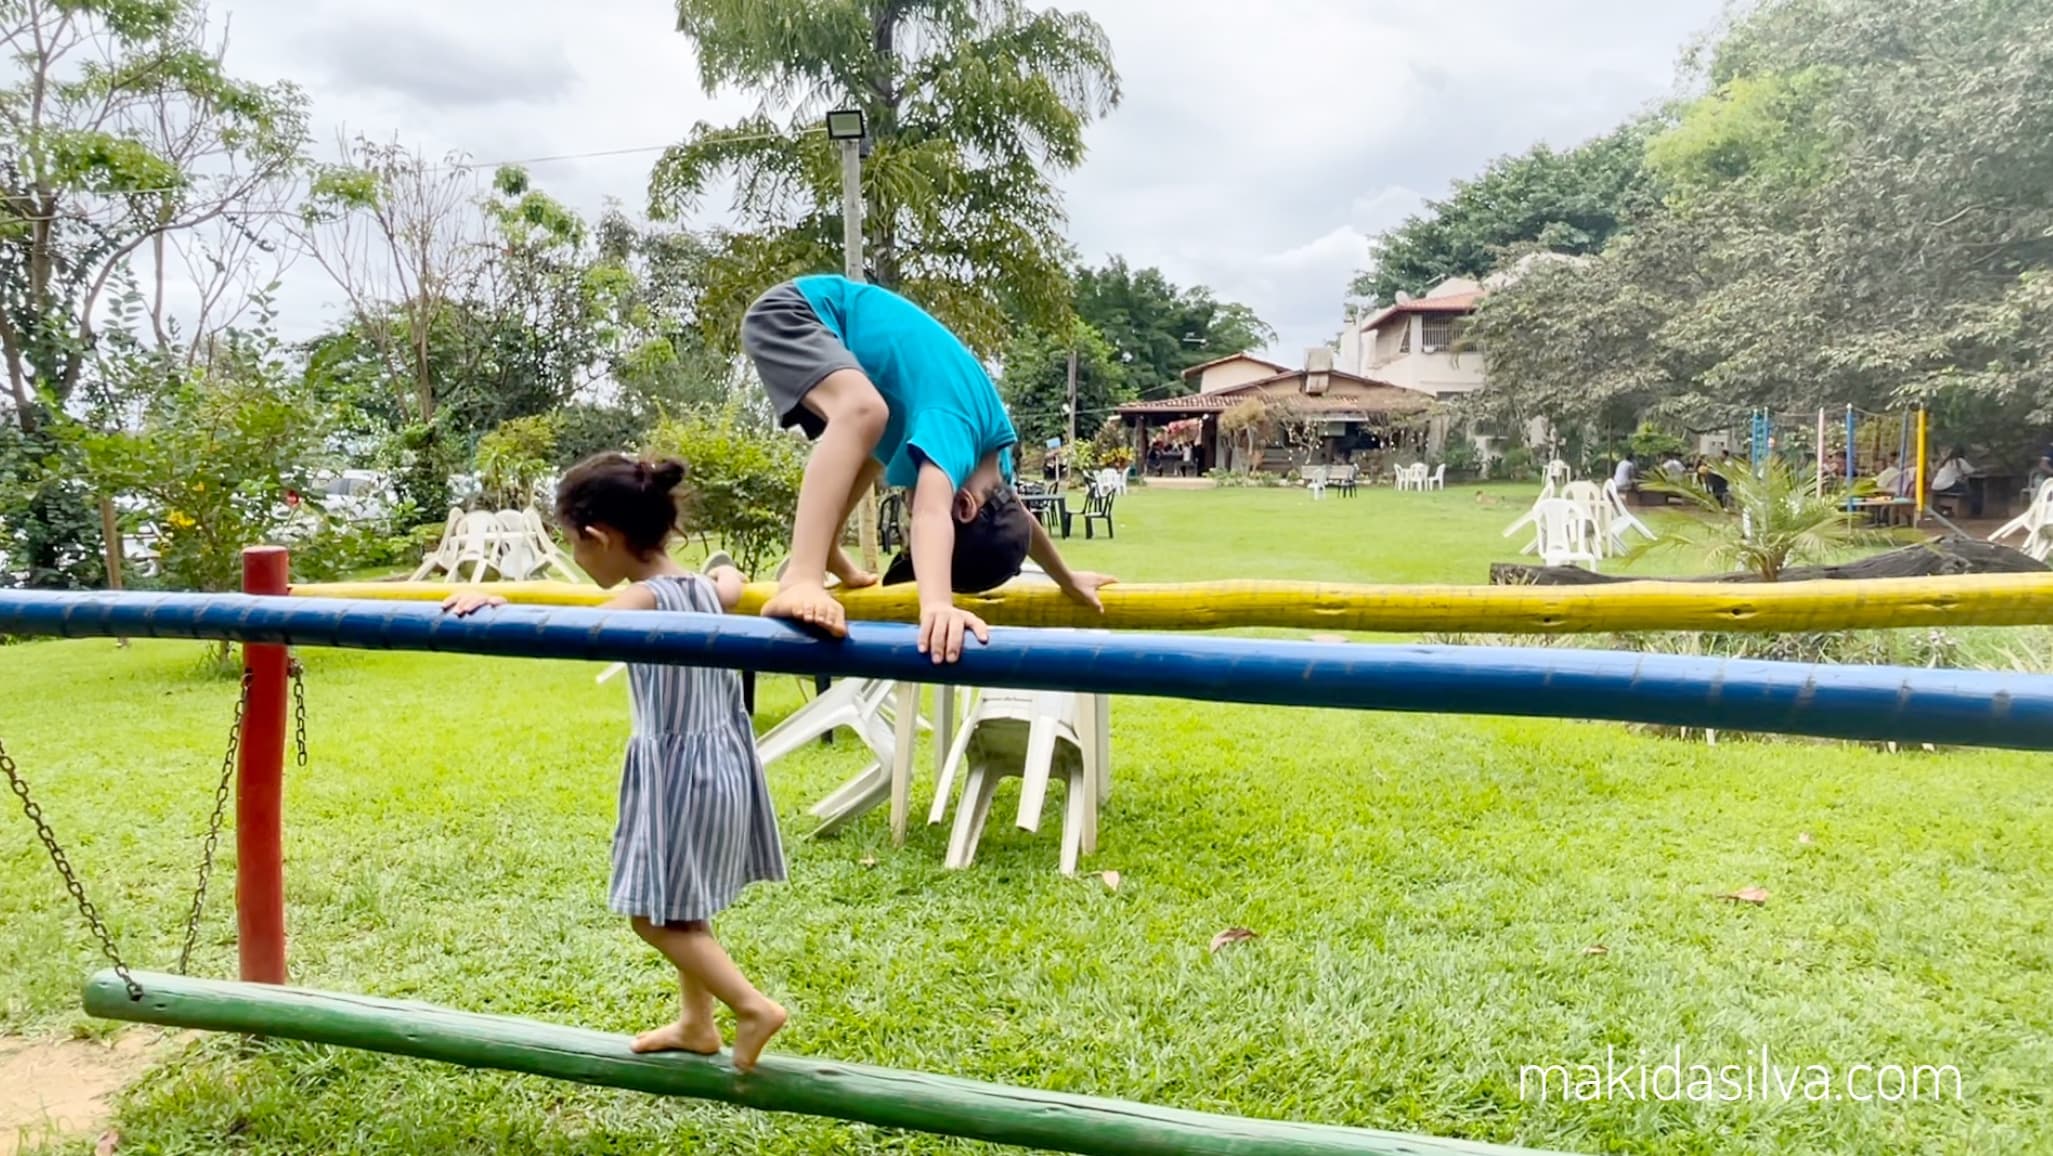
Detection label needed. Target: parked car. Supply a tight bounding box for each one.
[309,469,396,524]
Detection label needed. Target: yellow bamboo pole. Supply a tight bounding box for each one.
[291,572,2053,635]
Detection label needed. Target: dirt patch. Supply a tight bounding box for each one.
[0,1032,174,1156]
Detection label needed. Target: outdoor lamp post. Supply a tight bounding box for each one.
[827,108,867,284]
[827,107,878,569]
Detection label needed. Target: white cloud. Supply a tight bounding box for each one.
[194,0,1724,360]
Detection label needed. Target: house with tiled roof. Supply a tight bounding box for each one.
[1339,276,1487,398]
[1114,350,1431,475]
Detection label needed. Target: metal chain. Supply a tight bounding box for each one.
[1,736,144,1002]
[289,659,309,768]
[177,671,251,976]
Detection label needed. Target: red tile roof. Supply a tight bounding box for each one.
[1358,292,1482,333]
[1114,368,1428,416]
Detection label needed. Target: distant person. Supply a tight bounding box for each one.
[1931,447,1977,515]
[1661,455,1686,479]
[1612,456,1638,492]
[1705,452,1733,508]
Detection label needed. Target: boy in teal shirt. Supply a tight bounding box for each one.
[742,275,1113,662]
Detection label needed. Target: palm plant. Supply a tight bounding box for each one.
[1633,457,1891,580]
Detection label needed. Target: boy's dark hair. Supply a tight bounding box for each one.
[881,485,1033,593]
[554,453,686,556]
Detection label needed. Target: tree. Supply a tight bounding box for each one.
[650,0,1121,356]
[1472,0,2053,455]
[1352,123,1653,304]
[1267,396,1325,471]
[588,207,736,419]
[1072,258,1274,396]
[298,137,487,429]
[473,413,559,509]
[996,319,1126,448]
[641,404,806,576]
[0,0,306,586]
[299,162,736,515]
[80,317,333,595]
[1218,397,1271,470]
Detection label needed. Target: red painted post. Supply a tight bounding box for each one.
[237,546,291,984]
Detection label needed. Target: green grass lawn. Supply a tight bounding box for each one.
[4,485,2050,1154]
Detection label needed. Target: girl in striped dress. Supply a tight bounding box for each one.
[445,453,788,1069]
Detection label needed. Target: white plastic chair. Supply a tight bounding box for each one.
[492,510,542,580]
[1533,498,1601,569]
[408,508,465,581]
[932,689,1106,874]
[760,678,899,768]
[522,508,582,581]
[1303,464,1329,500]
[1504,498,1544,554]
[1095,468,1127,496]
[1558,481,1612,557]
[445,511,503,582]
[1426,464,1446,491]
[1544,459,1573,489]
[772,678,937,840]
[1990,479,2053,561]
[1603,479,1656,552]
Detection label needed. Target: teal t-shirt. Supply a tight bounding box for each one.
[793,274,1017,490]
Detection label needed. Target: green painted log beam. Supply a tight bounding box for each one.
[86,971,1560,1156]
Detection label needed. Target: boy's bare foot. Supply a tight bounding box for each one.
[827,550,879,590]
[761,582,847,637]
[631,1018,723,1056]
[730,998,788,1072]
[832,566,879,590]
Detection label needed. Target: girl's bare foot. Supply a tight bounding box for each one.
[729,998,788,1071]
[631,1018,723,1056]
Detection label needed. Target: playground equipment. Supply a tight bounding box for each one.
[12,590,2053,758]
[16,552,2053,1155]
[291,571,2053,634]
[1732,405,1928,514]
[81,971,1547,1156]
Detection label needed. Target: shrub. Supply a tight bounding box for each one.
[475,414,561,509]
[642,405,806,576]
[1438,440,1481,475]
[1497,445,1540,481]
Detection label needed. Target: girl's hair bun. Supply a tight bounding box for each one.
[646,458,688,494]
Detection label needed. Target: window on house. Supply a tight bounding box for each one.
[1422,315,1457,350]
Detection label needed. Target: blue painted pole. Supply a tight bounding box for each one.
[6,591,2053,751]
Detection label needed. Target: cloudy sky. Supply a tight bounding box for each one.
[213,0,1729,362]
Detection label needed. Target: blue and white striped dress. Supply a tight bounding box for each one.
[610,575,786,925]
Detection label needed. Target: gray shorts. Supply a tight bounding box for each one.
[741,281,861,439]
